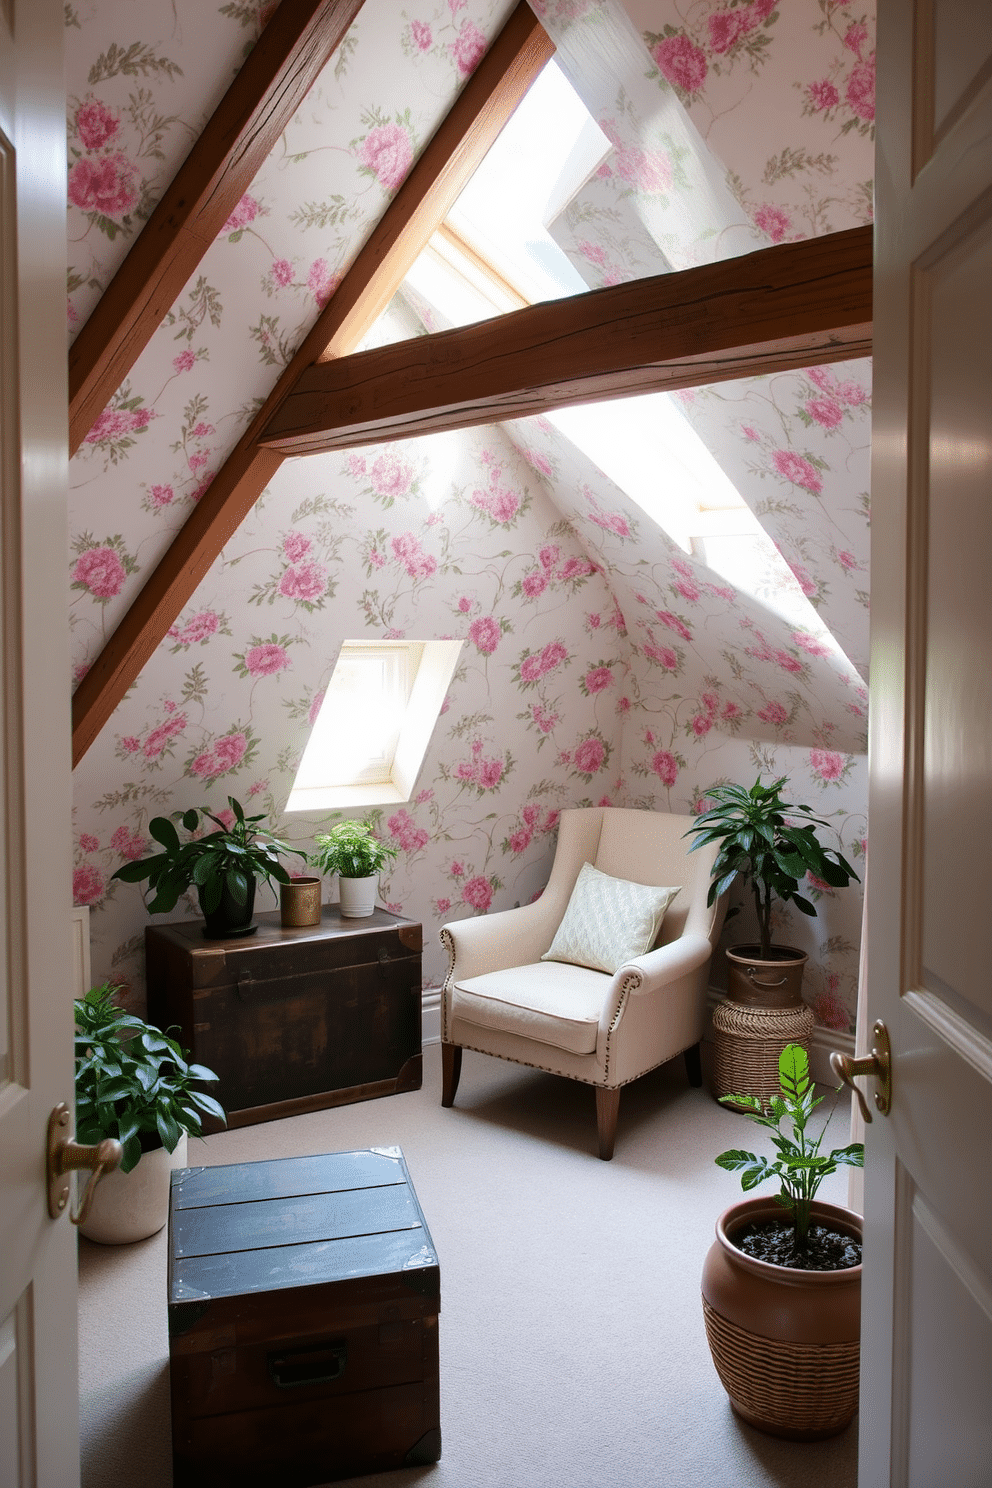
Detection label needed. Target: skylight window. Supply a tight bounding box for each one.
[286,640,462,812]
[376,59,846,662]
[447,60,606,303]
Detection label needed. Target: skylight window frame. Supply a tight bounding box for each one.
[285,638,462,813]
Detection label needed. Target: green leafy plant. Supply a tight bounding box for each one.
[74,983,226,1174]
[112,796,304,917]
[715,1044,864,1249]
[311,817,398,880]
[685,776,859,959]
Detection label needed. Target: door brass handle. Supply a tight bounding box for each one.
[830,1020,892,1124]
[46,1103,122,1225]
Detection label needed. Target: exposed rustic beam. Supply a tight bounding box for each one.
[71,1,555,766]
[261,225,873,454]
[68,0,367,455]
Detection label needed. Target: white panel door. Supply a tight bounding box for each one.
[0,0,78,1483]
[861,2,992,1483]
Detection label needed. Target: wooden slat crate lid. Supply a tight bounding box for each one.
[168,1148,437,1305]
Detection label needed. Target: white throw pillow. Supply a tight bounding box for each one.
[541,862,680,975]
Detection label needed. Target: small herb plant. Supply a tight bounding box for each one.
[74,983,226,1174]
[686,776,859,959]
[715,1044,864,1250]
[311,818,398,880]
[112,796,304,917]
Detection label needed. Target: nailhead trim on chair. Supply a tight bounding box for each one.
[603,970,640,1082]
[439,927,455,1037]
[438,927,697,1092]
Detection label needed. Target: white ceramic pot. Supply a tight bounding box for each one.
[338,873,378,918]
[79,1133,187,1245]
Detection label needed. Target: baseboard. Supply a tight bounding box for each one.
[422,986,442,1047]
[423,986,853,1085]
[704,986,853,1086]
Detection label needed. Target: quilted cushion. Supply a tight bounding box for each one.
[451,960,609,1055]
[541,862,680,975]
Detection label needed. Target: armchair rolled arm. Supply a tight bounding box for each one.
[613,932,715,996]
[440,894,567,982]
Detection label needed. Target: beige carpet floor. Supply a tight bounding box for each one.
[78,1041,859,1488]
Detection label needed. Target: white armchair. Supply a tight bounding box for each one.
[439,807,727,1160]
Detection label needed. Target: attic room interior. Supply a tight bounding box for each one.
[52,0,885,1480]
[13,0,992,1481]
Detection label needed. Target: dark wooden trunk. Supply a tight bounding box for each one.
[167,1148,441,1486]
[145,906,423,1129]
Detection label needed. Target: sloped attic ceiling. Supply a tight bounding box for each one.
[67,0,873,1034]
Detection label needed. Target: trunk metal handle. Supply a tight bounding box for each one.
[268,1341,347,1389]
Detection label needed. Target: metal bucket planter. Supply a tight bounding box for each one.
[280,875,323,927]
[712,945,814,1110]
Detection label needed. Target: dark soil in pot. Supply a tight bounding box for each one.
[732,1218,862,1271]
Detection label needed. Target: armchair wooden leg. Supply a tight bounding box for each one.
[684,1041,703,1088]
[441,1042,462,1107]
[596,1087,621,1161]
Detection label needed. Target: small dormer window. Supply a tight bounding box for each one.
[286,639,462,812]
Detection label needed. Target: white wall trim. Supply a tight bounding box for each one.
[422,984,854,1088]
[422,986,442,1046]
[70,905,91,1000]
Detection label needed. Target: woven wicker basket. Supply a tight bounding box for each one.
[712,945,813,1108]
[712,998,815,1108]
[702,1299,860,1439]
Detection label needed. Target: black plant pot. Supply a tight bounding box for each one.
[198,876,257,939]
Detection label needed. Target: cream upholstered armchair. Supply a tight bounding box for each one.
[439,807,727,1160]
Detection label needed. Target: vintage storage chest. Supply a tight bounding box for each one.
[167,1147,441,1487]
[145,906,423,1129]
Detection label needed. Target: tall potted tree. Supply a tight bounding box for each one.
[701,1044,864,1439]
[686,776,859,1104]
[113,796,305,937]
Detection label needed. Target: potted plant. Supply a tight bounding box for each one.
[686,775,860,1104]
[701,1044,864,1439]
[311,817,398,918]
[74,982,226,1244]
[112,796,305,938]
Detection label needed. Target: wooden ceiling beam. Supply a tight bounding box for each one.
[68,0,367,456]
[71,1,555,766]
[261,225,873,454]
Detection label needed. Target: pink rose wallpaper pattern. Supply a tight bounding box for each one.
[68,0,874,1036]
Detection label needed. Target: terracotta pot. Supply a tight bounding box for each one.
[701,1196,862,1440]
[280,875,322,927]
[338,873,378,918]
[79,1133,188,1246]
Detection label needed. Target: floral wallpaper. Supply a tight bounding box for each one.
[67,0,517,680]
[503,411,868,1033]
[68,0,874,1037]
[70,403,625,1002]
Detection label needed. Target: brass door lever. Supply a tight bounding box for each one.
[46,1103,122,1224]
[830,1020,892,1123]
